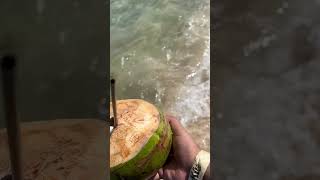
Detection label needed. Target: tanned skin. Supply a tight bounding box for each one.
[147,115,210,180]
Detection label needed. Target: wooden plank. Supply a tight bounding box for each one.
[0,119,108,180]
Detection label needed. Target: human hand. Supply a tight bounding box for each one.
[147,115,200,180]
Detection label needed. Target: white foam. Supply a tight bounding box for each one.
[169,44,210,125]
[166,6,210,125]
[110,0,210,126]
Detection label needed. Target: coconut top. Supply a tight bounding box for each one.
[110,99,160,168]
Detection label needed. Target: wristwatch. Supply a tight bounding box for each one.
[188,150,210,180]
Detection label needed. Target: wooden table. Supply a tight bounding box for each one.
[0,119,108,180]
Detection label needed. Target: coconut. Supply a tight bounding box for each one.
[110,99,172,179]
[0,119,108,180]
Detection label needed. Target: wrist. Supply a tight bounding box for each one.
[184,147,201,174]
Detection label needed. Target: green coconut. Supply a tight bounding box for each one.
[110,99,172,179]
[110,173,121,180]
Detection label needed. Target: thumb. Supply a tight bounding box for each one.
[165,115,187,136]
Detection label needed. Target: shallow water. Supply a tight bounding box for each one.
[111,0,210,150]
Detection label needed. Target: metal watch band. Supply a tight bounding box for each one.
[188,150,210,180]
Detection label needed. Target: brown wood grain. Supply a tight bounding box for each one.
[0,119,108,180]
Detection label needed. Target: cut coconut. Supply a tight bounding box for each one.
[110,99,172,178]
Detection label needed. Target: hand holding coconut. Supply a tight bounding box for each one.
[147,115,210,180]
[109,100,210,180]
[109,79,210,180]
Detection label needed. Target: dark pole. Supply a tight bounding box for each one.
[1,55,22,180]
[110,79,117,128]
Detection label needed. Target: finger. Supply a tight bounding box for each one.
[162,159,178,173]
[145,170,159,180]
[165,115,187,136]
[150,173,160,180]
[158,168,164,178]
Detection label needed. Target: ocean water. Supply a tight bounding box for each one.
[111,0,210,150]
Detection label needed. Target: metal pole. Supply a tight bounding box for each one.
[110,79,117,128]
[1,55,22,180]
